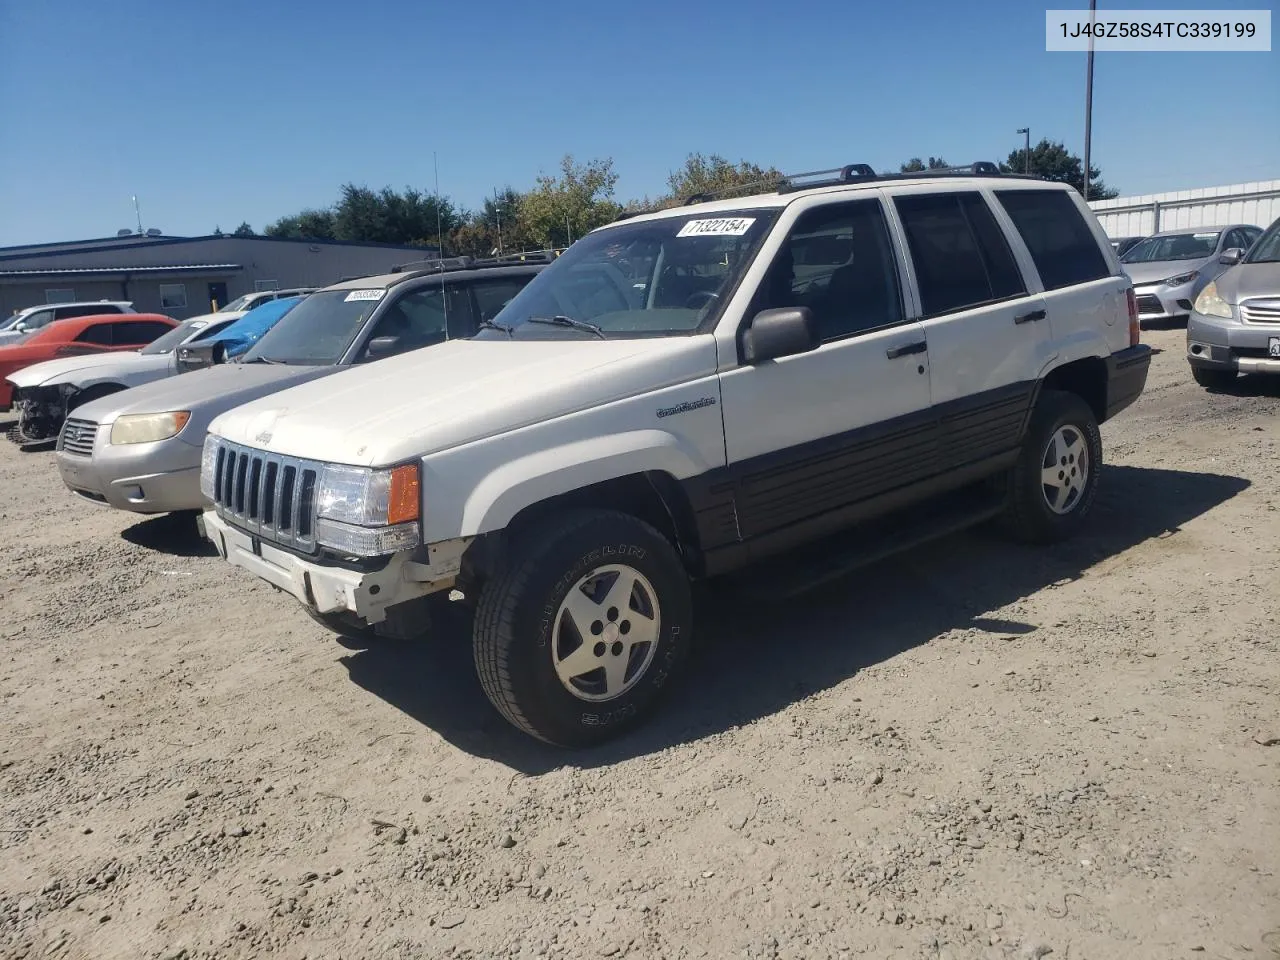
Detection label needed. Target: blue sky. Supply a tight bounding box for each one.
[0,0,1276,246]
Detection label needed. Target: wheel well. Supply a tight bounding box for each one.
[1041,357,1106,423]
[70,382,125,408]
[504,471,703,572]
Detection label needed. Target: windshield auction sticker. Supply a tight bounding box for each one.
[676,218,757,238]
[344,289,387,302]
[1046,9,1271,51]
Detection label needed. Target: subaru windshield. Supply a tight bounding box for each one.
[476,210,778,340]
[1121,231,1220,263]
[238,290,381,365]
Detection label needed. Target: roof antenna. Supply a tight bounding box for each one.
[434,151,447,328]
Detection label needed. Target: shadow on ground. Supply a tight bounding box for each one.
[121,511,216,557]
[339,464,1249,773]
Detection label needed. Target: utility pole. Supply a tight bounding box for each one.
[1016,128,1030,174]
[132,195,143,234]
[494,187,503,255]
[1083,0,1097,200]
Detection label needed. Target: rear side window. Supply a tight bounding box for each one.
[995,189,1111,291]
[112,320,173,345]
[894,192,1027,316]
[75,323,115,346]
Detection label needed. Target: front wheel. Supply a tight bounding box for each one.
[473,509,693,747]
[1191,365,1236,392]
[1000,390,1102,544]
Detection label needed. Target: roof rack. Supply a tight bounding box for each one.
[389,248,565,282]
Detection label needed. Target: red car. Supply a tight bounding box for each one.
[0,313,176,410]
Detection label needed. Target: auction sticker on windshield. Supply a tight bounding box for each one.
[344,289,386,302]
[677,218,756,238]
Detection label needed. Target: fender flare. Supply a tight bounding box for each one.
[456,429,713,539]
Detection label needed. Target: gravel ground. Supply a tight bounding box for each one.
[1,328,1278,960]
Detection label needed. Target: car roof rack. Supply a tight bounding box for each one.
[389,248,565,283]
[614,161,1030,221]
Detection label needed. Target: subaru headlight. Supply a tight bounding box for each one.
[110,411,191,445]
[313,462,421,556]
[1163,271,1198,287]
[1193,281,1233,320]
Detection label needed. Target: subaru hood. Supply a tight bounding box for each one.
[209,336,720,466]
[74,360,333,439]
[1122,257,1210,286]
[1211,260,1280,304]
[5,350,147,389]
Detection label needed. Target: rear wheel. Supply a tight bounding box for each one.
[1001,390,1102,544]
[1191,366,1236,392]
[473,509,693,747]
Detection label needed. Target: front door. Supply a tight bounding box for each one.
[717,195,936,542]
[207,282,229,311]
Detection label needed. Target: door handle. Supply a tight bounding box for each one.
[1014,309,1046,325]
[885,340,927,359]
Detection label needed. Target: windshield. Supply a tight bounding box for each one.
[219,294,257,312]
[1121,231,1220,263]
[1246,222,1280,263]
[475,210,778,340]
[141,318,208,354]
[239,289,381,365]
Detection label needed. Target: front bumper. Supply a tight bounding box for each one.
[200,509,469,625]
[1186,310,1280,376]
[1132,282,1195,325]
[56,425,206,514]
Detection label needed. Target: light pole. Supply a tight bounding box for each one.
[1016,128,1030,174]
[1083,0,1097,200]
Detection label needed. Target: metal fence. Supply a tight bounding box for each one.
[1088,180,1280,238]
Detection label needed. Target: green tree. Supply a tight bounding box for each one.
[517,156,622,249]
[232,221,255,237]
[664,153,783,204]
[1000,139,1118,199]
[264,208,336,241]
[899,157,950,173]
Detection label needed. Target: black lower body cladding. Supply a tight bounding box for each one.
[1104,344,1153,421]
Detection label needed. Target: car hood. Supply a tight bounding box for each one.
[1212,260,1280,304]
[5,350,146,388]
[1122,257,1210,285]
[209,336,720,467]
[73,361,332,432]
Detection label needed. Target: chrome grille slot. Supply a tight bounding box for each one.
[1240,300,1280,324]
[207,439,323,551]
[59,418,98,457]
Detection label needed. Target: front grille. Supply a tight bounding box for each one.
[60,418,98,457]
[1135,294,1164,315]
[210,439,320,551]
[1240,299,1280,324]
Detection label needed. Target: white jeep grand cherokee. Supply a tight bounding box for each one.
[198,162,1151,748]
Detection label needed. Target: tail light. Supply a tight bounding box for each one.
[1126,287,1140,346]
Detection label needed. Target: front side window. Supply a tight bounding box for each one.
[995,188,1111,291]
[1245,221,1280,263]
[753,199,903,341]
[1121,231,1221,263]
[22,309,56,330]
[477,209,778,340]
[75,323,114,346]
[895,192,1027,315]
[356,287,449,360]
[159,283,188,309]
[240,289,385,365]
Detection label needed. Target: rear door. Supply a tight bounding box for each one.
[890,189,1051,470]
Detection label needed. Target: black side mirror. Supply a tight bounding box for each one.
[211,340,227,365]
[1219,247,1244,265]
[742,307,819,364]
[364,335,401,359]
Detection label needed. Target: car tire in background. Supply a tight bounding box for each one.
[1191,366,1237,392]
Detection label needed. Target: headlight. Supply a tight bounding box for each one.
[110,411,191,445]
[1193,281,1233,320]
[314,462,421,556]
[199,434,218,499]
[1163,271,1199,287]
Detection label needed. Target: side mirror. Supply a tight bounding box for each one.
[1219,247,1244,265]
[364,335,401,359]
[211,340,228,365]
[13,321,27,333]
[742,307,819,364]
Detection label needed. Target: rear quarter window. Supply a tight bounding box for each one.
[994,189,1111,291]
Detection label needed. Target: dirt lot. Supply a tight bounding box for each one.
[1,327,1278,960]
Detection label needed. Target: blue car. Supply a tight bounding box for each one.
[175,295,305,371]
